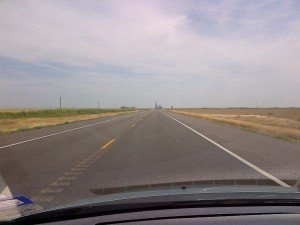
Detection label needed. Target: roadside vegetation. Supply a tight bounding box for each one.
[171,108,300,141]
[0,108,136,135]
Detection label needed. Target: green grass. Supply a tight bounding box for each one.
[0,108,133,119]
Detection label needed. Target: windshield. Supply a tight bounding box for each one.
[0,0,300,221]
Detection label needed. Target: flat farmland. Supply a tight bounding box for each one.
[0,108,45,112]
[0,108,136,135]
[171,108,300,141]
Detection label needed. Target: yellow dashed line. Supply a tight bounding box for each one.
[36,138,117,202]
[77,161,92,165]
[75,164,91,168]
[41,188,63,194]
[83,159,97,163]
[131,124,136,128]
[78,161,94,165]
[85,160,97,163]
[58,176,77,181]
[31,195,54,202]
[50,182,70,186]
[71,167,87,171]
[100,138,116,150]
[64,171,82,176]
[84,158,98,161]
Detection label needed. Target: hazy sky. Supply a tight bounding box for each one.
[0,0,299,108]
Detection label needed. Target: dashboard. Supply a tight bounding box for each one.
[38,206,300,225]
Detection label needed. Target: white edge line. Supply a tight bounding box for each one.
[0,112,142,150]
[161,111,290,187]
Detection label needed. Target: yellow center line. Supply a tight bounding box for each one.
[75,164,91,168]
[31,195,54,202]
[50,182,70,187]
[78,161,94,165]
[41,188,63,194]
[100,138,116,150]
[58,176,77,181]
[71,167,87,171]
[36,138,118,202]
[64,171,82,176]
[35,113,150,201]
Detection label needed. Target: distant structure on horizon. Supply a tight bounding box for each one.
[155,101,162,110]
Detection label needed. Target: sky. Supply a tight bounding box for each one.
[0,0,300,108]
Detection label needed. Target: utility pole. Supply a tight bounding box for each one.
[59,97,62,109]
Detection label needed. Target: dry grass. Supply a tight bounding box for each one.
[172,108,300,141]
[0,108,45,112]
[0,111,135,134]
[174,108,300,121]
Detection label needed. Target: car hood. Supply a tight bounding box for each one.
[52,181,300,210]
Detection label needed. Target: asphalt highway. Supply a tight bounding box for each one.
[0,110,299,209]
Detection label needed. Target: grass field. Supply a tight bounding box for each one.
[0,108,45,112]
[0,108,136,135]
[171,108,300,141]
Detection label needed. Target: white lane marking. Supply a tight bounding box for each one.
[0,112,143,150]
[161,111,290,187]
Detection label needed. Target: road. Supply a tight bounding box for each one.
[0,110,299,209]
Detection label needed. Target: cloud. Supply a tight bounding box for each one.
[0,0,299,107]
